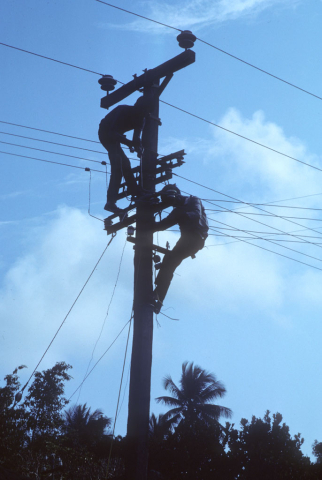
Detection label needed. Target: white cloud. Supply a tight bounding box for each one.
[0,207,134,380]
[207,108,322,202]
[104,0,301,34]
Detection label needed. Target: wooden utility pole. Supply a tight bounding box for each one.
[100,30,196,480]
[126,82,160,480]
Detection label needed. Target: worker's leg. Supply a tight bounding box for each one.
[154,234,204,304]
[119,149,140,196]
[106,144,123,204]
[99,128,123,206]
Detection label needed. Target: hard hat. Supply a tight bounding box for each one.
[160,184,181,203]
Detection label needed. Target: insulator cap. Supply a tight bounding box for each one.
[177,30,196,49]
[153,254,161,263]
[98,75,117,92]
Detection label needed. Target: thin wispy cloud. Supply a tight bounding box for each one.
[103,0,300,34]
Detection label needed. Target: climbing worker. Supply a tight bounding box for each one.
[98,95,153,213]
[152,184,208,313]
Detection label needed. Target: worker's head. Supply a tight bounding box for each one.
[160,184,181,205]
[134,95,154,115]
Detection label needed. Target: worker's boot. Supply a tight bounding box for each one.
[151,291,163,314]
[104,201,123,213]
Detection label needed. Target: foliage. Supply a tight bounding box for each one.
[156,361,232,432]
[224,410,312,480]
[1,361,321,479]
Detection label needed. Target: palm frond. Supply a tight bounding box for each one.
[156,395,182,407]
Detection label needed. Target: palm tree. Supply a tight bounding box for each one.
[64,403,111,448]
[156,361,232,431]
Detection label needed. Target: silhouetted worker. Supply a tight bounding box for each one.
[152,184,208,313]
[99,96,152,213]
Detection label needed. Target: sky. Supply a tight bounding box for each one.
[1,0,322,460]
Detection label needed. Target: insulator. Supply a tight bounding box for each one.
[15,392,22,403]
[98,75,117,92]
[177,30,196,49]
[85,167,90,172]
[127,226,135,236]
[166,241,170,250]
[155,262,161,270]
[101,161,107,165]
[153,254,161,263]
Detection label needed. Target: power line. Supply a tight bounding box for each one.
[2,36,321,176]
[0,140,107,165]
[161,101,322,174]
[206,217,322,264]
[0,42,103,76]
[208,225,322,273]
[95,0,180,32]
[181,185,322,265]
[77,239,127,403]
[68,318,131,401]
[95,1,322,102]
[0,131,107,155]
[177,174,322,240]
[207,210,322,222]
[0,120,101,144]
[20,237,115,395]
[0,150,106,174]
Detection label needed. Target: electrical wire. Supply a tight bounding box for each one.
[76,238,127,403]
[0,150,106,174]
[162,101,322,174]
[0,130,107,155]
[87,170,105,222]
[177,175,322,241]
[2,36,322,175]
[208,225,322,273]
[0,120,101,144]
[68,318,131,401]
[0,41,103,76]
[206,217,322,264]
[0,140,107,165]
[106,315,132,479]
[207,210,322,222]
[19,236,116,396]
[94,1,322,102]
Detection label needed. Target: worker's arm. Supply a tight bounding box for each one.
[153,209,178,232]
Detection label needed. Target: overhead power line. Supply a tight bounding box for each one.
[0,150,106,174]
[95,1,322,102]
[2,37,322,175]
[0,120,101,144]
[208,225,322,273]
[0,131,106,155]
[176,174,322,239]
[161,101,322,174]
[0,140,106,165]
[20,237,115,395]
[0,42,103,76]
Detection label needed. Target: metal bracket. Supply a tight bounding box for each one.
[127,236,170,255]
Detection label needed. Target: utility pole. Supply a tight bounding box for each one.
[100,31,196,480]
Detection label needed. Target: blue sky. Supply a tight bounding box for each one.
[1,0,322,459]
